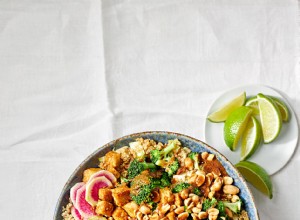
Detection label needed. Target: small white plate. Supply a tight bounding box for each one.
[204,85,299,175]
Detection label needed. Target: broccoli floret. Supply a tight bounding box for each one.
[165,159,179,177]
[128,159,156,179]
[188,152,200,170]
[203,198,232,218]
[223,200,242,214]
[148,201,158,211]
[202,197,217,211]
[160,172,171,187]
[150,140,179,164]
[131,184,152,204]
[192,187,202,196]
[149,150,161,164]
[120,176,130,184]
[130,177,161,205]
[150,149,161,164]
[172,182,190,193]
[150,178,161,187]
[216,201,226,217]
[150,173,171,188]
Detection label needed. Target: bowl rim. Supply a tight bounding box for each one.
[54,131,259,219]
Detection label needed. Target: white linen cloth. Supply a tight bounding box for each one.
[0,0,299,219]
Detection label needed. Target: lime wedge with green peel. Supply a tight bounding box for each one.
[269,96,290,122]
[245,96,259,115]
[235,161,273,199]
[241,116,262,160]
[224,106,253,151]
[245,95,290,122]
[257,93,282,143]
[207,92,246,122]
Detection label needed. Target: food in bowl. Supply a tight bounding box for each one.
[62,138,250,220]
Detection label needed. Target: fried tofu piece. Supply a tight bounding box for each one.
[104,151,121,168]
[99,188,113,202]
[99,151,122,178]
[123,201,139,218]
[112,185,131,206]
[82,168,101,183]
[107,167,120,179]
[112,207,129,220]
[159,187,174,204]
[95,201,114,217]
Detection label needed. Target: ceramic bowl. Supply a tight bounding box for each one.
[54,131,259,219]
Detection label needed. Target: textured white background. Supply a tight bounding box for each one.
[0,0,299,219]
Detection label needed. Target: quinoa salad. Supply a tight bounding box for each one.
[62,138,250,220]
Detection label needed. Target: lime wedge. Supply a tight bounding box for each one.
[245,96,259,115]
[245,95,290,122]
[224,106,253,151]
[207,92,246,122]
[241,116,262,160]
[257,93,282,143]
[235,161,273,199]
[269,96,290,122]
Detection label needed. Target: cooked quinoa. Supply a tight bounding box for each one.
[62,200,75,220]
[62,138,249,220]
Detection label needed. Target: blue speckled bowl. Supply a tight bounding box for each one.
[54,131,259,220]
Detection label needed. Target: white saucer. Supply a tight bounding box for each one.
[204,85,299,175]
